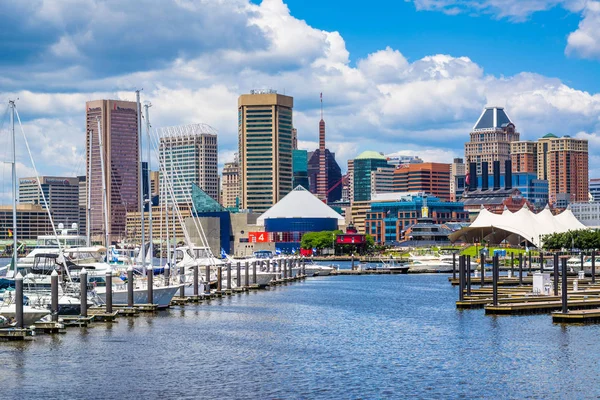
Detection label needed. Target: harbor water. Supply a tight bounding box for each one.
[2,261,599,399]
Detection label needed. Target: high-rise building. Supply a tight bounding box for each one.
[536,133,588,204]
[347,159,354,203]
[222,159,240,209]
[86,99,139,243]
[590,178,600,202]
[78,176,86,235]
[238,90,293,213]
[292,149,309,191]
[316,94,327,201]
[353,151,390,202]
[510,141,537,173]
[465,106,520,175]
[159,124,219,205]
[370,166,395,197]
[307,149,342,203]
[450,158,466,202]
[18,176,80,229]
[392,163,451,201]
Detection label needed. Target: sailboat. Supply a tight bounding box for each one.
[94,94,180,308]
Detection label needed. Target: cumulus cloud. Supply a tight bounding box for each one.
[1,0,600,183]
[566,1,600,59]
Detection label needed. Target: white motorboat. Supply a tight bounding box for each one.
[95,283,182,309]
[0,303,50,326]
[304,264,334,276]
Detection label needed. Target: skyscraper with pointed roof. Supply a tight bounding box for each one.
[465,106,520,176]
[316,93,327,201]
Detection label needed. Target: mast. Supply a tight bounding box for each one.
[9,101,17,272]
[97,117,110,250]
[86,130,92,246]
[144,102,153,266]
[136,90,145,273]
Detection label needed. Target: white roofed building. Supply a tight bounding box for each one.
[257,186,344,253]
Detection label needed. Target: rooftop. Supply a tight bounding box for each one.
[472,106,513,131]
[355,151,387,160]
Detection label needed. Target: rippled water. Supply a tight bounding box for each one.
[1,264,599,399]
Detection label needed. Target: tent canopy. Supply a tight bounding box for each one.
[448,205,587,247]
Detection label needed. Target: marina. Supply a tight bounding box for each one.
[3,267,600,398]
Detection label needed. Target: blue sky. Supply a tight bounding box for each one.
[1,0,600,198]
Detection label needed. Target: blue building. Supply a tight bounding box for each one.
[476,172,548,210]
[365,193,469,245]
[257,186,344,252]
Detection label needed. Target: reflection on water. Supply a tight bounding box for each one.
[0,273,599,398]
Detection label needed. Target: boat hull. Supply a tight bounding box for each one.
[96,285,181,309]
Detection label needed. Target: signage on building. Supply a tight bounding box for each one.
[248,232,270,243]
[19,179,37,185]
[46,178,71,185]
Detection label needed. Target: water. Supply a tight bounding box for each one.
[1,263,599,399]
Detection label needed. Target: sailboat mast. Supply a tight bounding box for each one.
[144,102,153,264]
[97,117,110,249]
[86,130,92,247]
[136,90,145,273]
[9,101,17,270]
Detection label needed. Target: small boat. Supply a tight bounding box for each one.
[95,284,182,309]
[0,303,50,326]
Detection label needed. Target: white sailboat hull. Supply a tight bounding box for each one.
[0,304,50,326]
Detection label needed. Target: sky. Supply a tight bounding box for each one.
[1,0,600,198]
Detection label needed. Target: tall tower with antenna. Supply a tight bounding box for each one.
[316,92,328,201]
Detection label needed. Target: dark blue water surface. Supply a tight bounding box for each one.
[1,266,599,399]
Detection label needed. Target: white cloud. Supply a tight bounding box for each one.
[566,1,600,59]
[1,0,600,190]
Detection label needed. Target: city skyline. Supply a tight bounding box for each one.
[1,0,600,201]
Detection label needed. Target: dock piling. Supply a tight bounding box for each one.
[227,263,232,290]
[205,265,211,295]
[51,270,59,322]
[164,265,170,286]
[236,262,241,288]
[528,252,532,274]
[15,272,24,328]
[179,265,185,298]
[581,252,584,274]
[562,257,568,314]
[510,252,514,276]
[80,268,88,318]
[266,259,270,273]
[302,258,306,276]
[127,266,134,307]
[217,266,222,292]
[252,261,257,285]
[193,265,199,296]
[480,254,485,286]
[593,250,596,284]
[492,255,499,306]
[519,253,523,285]
[244,261,249,288]
[540,252,544,273]
[147,265,154,305]
[466,255,471,296]
[458,256,465,302]
[283,259,288,280]
[553,253,559,296]
[452,253,456,280]
[105,270,113,314]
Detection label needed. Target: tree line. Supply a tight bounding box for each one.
[542,229,600,251]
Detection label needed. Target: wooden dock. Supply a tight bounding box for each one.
[484,297,600,315]
[552,309,600,323]
[0,328,35,341]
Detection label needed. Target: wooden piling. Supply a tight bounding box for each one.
[227,263,232,290]
[452,253,456,280]
[466,255,471,296]
[127,266,134,307]
[593,250,596,284]
[554,253,559,296]
[15,272,24,329]
[180,265,185,298]
[105,270,113,314]
[80,268,88,318]
[147,265,154,305]
[480,254,485,287]
[562,257,568,314]
[492,255,499,306]
[519,253,523,285]
[244,261,249,288]
[205,265,211,295]
[217,266,222,292]
[458,255,465,302]
[51,270,59,322]
[236,262,241,288]
[252,261,257,285]
[193,265,199,296]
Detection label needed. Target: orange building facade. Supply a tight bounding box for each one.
[392,163,451,201]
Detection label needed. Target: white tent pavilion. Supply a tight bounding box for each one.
[448,204,587,248]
